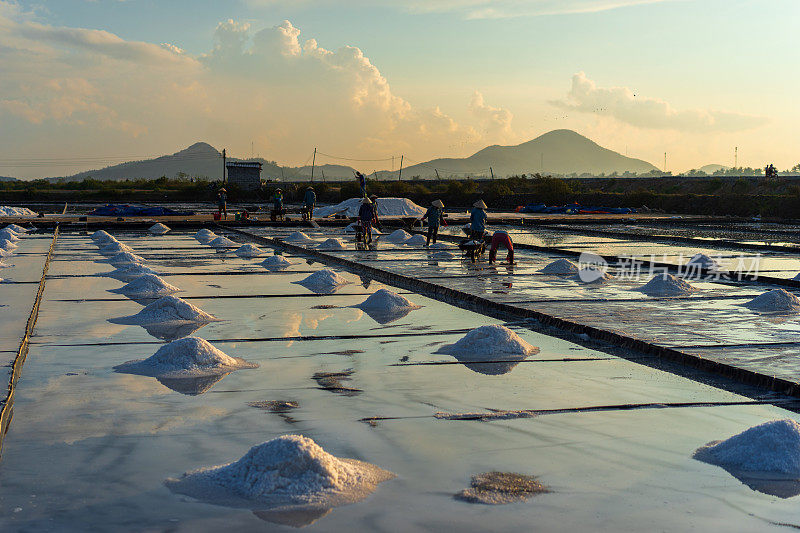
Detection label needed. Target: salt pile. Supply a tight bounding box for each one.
[110,295,218,325]
[165,434,394,511]
[103,264,159,282]
[316,197,426,218]
[109,274,181,298]
[107,251,146,266]
[208,236,238,248]
[293,270,351,294]
[428,242,452,250]
[793,273,800,282]
[436,325,538,358]
[694,419,800,476]
[0,206,37,217]
[539,259,579,274]
[431,251,455,260]
[149,223,170,235]
[352,289,422,324]
[743,289,800,313]
[0,229,20,242]
[317,238,347,251]
[0,248,13,258]
[284,231,316,244]
[575,267,611,283]
[404,235,427,247]
[91,230,113,242]
[195,229,217,243]
[5,224,28,233]
[114,337,257,378]
[261,255,293,270]
[636,274,695,297]
[0,240,17,252]
[100,242,134,255]
[234,244,263,258]
[687,253,719,269]
[383,229,411,244]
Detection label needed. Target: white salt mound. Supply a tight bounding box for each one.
[793,273,800,282]
[293,269,350,292]
[316,197,426,218]
[0,248,13,258]
[110,274,181,298]
[261,255,293,270]
[208,236,238,248]
[104,264,158,282]
[5,224,27,234]
[164,434,394,509]
[110,295,217,325]
[637,274,695,297]
[575,267,611,283]
[436,325,539,358]
[0,206,36,217]
[234,244,263,258]
[0,229,20,242]
[431,251,455,260]
[91,230,113,242]
[195,229,217,243]
[355,289,421,314]
[428,242,452,250]
[317,238,347,250]
[0,240,17,252]
[384,229,411,244]
[284,231,315,244]
[100,242,133,255]
[404,234,427,247]
[743,289,800,313]
[687,253,719,269]
[539,259,579,274]
[107,251,146,266]
[694,419,800,476]
[149,223,170,235]
[114,337,257,378]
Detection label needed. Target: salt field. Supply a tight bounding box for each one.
[3,221,800,530]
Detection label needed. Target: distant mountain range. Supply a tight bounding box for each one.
[41,129,659,182]
[0,176,18,182]
[698,164,728,174]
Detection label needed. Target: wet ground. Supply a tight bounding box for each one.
[2,227,800,531]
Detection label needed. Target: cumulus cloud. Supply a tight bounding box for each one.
[470,91,513,139]
[551,72,768,132]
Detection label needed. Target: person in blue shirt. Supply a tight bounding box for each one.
[421,199,446,246]
[303,187,316,219]
[358,197,375,245]
[469,199,488,239]
[355,171,367,197]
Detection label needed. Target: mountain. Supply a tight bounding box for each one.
[381,129,658,179]
[0,177,18,182]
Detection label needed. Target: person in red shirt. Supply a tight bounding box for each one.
[489,230,514,264]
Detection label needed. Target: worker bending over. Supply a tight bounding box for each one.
[489,230,514,264]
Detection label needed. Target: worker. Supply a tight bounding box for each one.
[358,196,375,245]
[421,199,446,246]
[304,186,317,219]
[355,171,367,197]
[469,200,488,240]
[369,194,382,231]
[217,188,227,220]
[272,188,284,221]
[489,230,514,264]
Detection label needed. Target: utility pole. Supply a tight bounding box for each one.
[435,169,440,180]
[490,167,494,180]
[280,166,284,181]
[664,152,667,172]
[311,147,316,183]
[321,169,326,183]
[398,155,404,181]
[735,146,738,169]
[222,148,226,184]
[392,156,395,172]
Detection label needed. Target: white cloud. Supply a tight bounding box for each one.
[551,72,768,133]
[470,91,513,139]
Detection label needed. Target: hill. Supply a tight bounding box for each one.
[699,164,729,174]
[381,129,658,179]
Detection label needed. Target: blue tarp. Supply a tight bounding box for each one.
[88,204,195,217]
[520,203,635,215]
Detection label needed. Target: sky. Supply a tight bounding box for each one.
[0,0,798,178]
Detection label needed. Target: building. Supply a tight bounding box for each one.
[225,161,262,190]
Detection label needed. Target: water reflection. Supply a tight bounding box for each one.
[140,321,209,341]
[252,507,332,528]
[156,373,230,395]
[449,352,530,375]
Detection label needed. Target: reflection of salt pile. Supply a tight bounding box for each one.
[104,264,158,282]
[195,229,217,244]
[575,267,611,284]
[539,259,579,274]
[165,434,394,511]
[687,253,719,269]
[114,337,257,378]
[149,223,170,235]
[0,229,20,242]
[107,251,146,266]
[235,244,263,258]
[352,289,421,324]
[209,236,238,248]
[284,232,316,245]
[317,238,347,250]
[110,274,181,298]
[261,255,293,270]
[0,240,17,252]
[404,235,427,247]
[110,295,217,325]
[636,274,695,297]
[435,325,539,375]
[293,269,351,293]
[743,289,800,313]
[383,229,411,244]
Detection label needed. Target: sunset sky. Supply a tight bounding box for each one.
[1,0,798,178]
